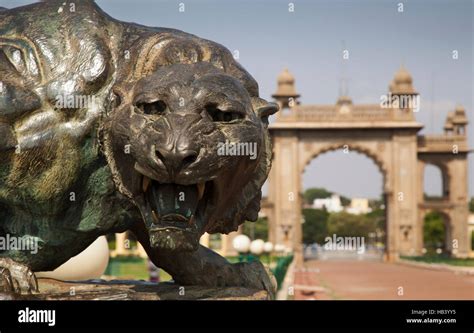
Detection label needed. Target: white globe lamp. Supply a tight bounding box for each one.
[232,234,251,253]
[274,244,285,253]
[250,239,265,256]
[263,242,273,253]
[37,236,109,281]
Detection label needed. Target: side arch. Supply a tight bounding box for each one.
[419,209,453,253]
[419,160,451,199]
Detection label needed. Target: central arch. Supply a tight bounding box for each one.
[300,143,390,193]
[301,142,391,253]
[301,146,388,254]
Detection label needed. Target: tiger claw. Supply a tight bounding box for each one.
[0,258,38,295]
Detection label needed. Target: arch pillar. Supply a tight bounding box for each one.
[468,216,474,257]
[270,131,303,266]
[389,132,421,258]
[446,157,470,257]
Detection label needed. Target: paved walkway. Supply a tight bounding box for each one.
[294,259,474,300]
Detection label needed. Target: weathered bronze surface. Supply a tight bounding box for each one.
[1,278,271,300]
[0,0,278,297]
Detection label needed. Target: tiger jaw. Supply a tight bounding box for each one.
[137,173,216,251]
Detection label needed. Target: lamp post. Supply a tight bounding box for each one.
[263,241,273,265]
[368,232,375,249]
[232,234,251,262]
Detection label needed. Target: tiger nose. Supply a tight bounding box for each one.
[155,147,199,176]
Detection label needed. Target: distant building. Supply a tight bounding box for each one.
[313,194,343,213]
[346,198,373,215]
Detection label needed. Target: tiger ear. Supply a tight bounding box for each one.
[253,98,279,125]
[258,102,279,118]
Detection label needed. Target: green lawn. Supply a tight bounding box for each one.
[105,256,171,281]
[105,255,293,288]
[226,254,275,265]
[401,255,474,267]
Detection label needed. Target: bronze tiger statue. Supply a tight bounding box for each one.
[0,0,278,296]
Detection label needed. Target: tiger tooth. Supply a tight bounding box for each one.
[197,182,205,200]
[142,176,151,193]
[152,210,159,222]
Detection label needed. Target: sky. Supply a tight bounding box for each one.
[3,0,473,198]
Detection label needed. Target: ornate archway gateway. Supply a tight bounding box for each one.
[265,68,471,265]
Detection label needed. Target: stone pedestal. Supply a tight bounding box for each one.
[1,278,270,300]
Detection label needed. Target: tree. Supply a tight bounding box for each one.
[327,212,377,238]
[339,195,351,207]
[302,208,329,244]
[366,208,386,230]
[303,187,332,205]
[369,195,385,210]
[469,197,474,213]
[471,230,474,253]
[242,217,268,241]
[423,212,445,252]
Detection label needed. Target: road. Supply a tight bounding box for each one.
[293,259,474,300]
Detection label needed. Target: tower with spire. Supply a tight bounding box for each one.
[443,111,454,135]
[451,105,468,135]
[272,68,300,115]
[389,65,417,95]
[388,65,419,113]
